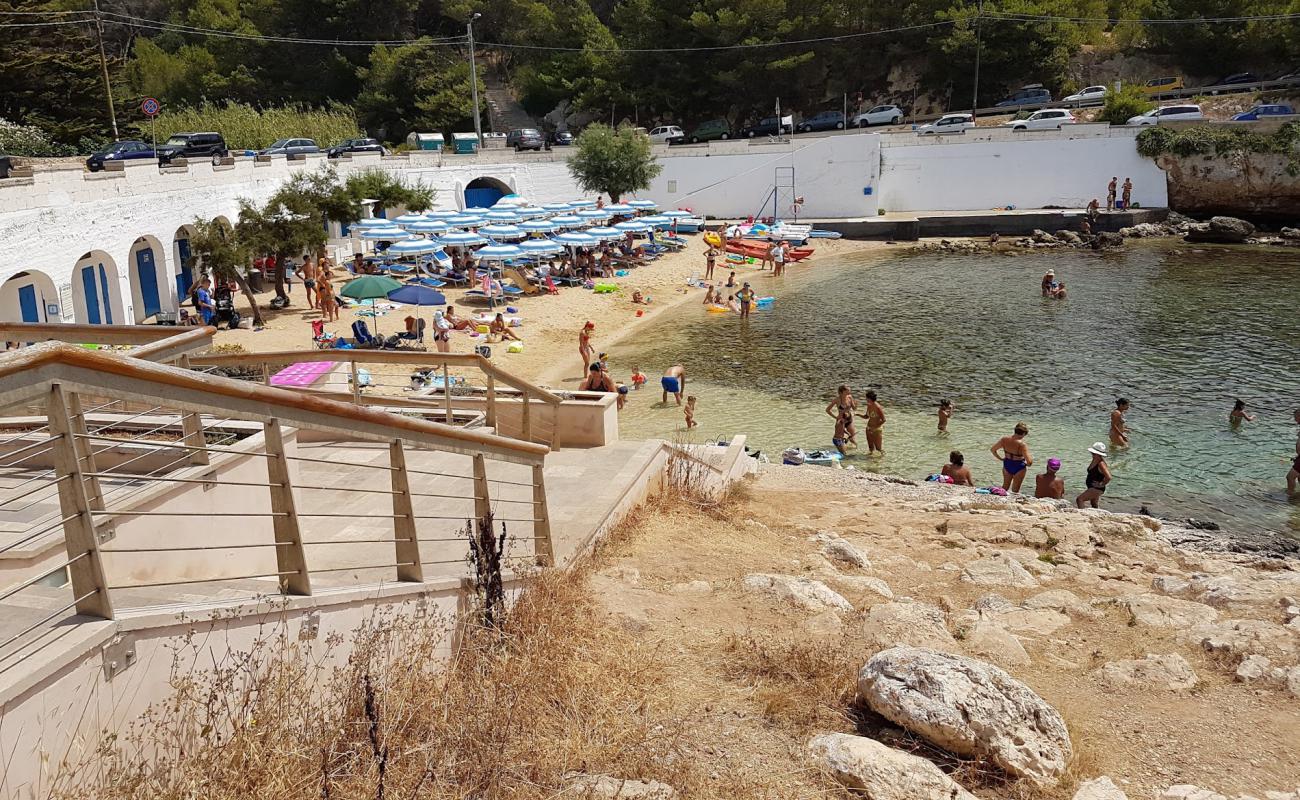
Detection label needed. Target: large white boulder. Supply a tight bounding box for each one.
[815,531,871,569]
[808,733,977,800]
[743,573,853,613]
[858,647,1072,785]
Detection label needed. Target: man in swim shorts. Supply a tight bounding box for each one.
[1035,458,1065,499]
[661,364,686,406]
[1110,398,1130,447]
[990,422,1033,493]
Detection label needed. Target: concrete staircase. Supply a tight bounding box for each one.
[485,80,537,134]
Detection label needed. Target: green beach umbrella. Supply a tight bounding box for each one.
[341,275,404,340]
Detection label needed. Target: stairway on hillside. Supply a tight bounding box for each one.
[484,79,537,134]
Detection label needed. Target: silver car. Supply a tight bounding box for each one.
[260,138,321,156]
[853,104,904,127]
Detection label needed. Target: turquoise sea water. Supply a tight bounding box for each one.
[608,241,1300,539]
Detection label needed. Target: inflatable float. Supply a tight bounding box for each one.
[725,239,815,261]
[703,231,723,248]
[592,283,619,293]
[781,447,842,467]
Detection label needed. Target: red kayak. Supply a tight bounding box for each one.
[725,239,815,261]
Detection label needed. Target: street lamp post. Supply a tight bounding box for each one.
[467,13,483,145]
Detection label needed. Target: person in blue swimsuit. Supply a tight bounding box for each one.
[990,422,1033,493]
[661,364,686,406]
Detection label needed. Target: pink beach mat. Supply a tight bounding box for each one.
[270,361,336,388]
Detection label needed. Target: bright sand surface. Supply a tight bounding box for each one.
[215,238,894,389]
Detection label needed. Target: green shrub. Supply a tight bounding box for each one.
[1136,121,1300,175]
[137,102,363,151]
[1097,84,1152,126]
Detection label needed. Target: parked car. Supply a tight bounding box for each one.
[1217,72,1259,87]
[741,116,791,137]
[1127,104,1204,125]
[1005,109,1077,130]
[1142,76,1184,96]
[917,113,975,134]
[259,138,320,157]
[548,130,575,146]
[685,119,731,143]
[327,138,386,158]
[797,110,847,132]
[484,131,507,138]
[852,104,904,127]
[648,125,684,144]
[1231,104,1295,121]
[506,128,544,151]
[1062,85,1108,104]
[85,139,155,171]
[156,132,229,165]
[0,150,11,179]
[995,85,1052,107]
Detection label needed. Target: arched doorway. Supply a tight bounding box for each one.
[0,270,60,323]
[128,235,170,322]
[464,177,512,210]
[173,224,197,303]
[71,251,124,325]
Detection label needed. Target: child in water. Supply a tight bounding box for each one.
[1230,399,1255,426]
[684,396,698,429]
[938,399,955,432]
[631,367,647,390]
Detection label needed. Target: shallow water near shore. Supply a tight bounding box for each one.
[609,240,1300,539]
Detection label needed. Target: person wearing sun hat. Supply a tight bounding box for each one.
[1076,442,1112,509]
[1035,457,1065,500]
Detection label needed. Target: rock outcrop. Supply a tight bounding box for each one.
[1098,654,1199,691]
[863,602,956,650]
[858,646,1072,785]
[808,733,977,800]
[743,574,852,613]
[1184,215,1257,243]
[1074,776,1130,800]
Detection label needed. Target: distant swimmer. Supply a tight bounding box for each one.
[859,391,886,455]
[1076,442,1111,508]
[827,385,858,456]
[1110,398,1131,447]
[937,398,955,433]
[1230,399,1256,427]
[1041,269,1056,297]
[1035,458,1065,500]
[941,451,974,486]
[990,422,1033,493]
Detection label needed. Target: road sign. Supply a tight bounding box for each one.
[141,97,160,117]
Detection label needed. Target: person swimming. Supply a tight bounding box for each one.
[1230,399,1256,426]
[990,422,1033,493]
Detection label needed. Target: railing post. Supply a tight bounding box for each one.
[47,385,114,620]
[442,363,454,425]
[485,372,497,431]
[350,359,362,404]
[549,400,561,452]
[65,392,116,540]
[531,463,554,567]
[263,419,312,596]
[471,453,491,521]
[522,390,532,442]
[389,440,424,583]
[262,362,271,386]
[177,355,210,466]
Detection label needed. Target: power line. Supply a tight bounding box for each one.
[985,10,1300,23]
[100,11,469,47]
[480,20,958,52]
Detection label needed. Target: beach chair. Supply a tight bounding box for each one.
[544,275,561,295]
[351,320,381,348]
[411,276,446,288]
[395,318,427,349]
[502,267,543,297]
[310,319,339,349]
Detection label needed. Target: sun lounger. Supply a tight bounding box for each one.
[502,267,543,296]
[270,360,337,388]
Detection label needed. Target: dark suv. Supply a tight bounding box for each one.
[506,128,544,151]
[0,150,12,179]
[328,137,387,158]
[156,132,229,165]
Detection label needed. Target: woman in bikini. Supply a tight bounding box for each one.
[990,422,1033,493]
[578,321,595,377]
[825,385,858,454]
[859,391,886,455]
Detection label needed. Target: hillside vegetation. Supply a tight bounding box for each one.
[2,0,1299,148]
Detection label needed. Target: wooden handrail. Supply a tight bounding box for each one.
[188,349,563,405]
[0,342,549,464]
[0,322,191,346]
[123,327,216,363]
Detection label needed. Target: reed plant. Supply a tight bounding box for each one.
[137,102,363,151]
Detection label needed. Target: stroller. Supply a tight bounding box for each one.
[213,284,241,330]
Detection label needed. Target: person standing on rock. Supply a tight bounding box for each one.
[1035,458,1065,499]
[1076,443,1111,508]
[1121,177,1133,209]
[990,422,1032,493]
[1106,177,1117,211]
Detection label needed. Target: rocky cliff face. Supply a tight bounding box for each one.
[1158,153,1300,223]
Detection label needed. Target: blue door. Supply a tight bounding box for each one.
[175,238,193,302]
[98,264,114,324]
[135,248,161,318]
[81,265,102,324]
[464,187,504,208]
[17,284,39,322]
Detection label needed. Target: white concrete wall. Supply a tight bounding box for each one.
[643,134,882,219]
[878,126,1168,212]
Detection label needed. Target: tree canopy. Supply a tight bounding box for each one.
[567,124,661,203]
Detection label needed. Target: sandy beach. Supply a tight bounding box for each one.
[216,237,894,389]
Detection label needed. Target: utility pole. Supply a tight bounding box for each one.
[92,0,119,139]
[467,13,482,145]
[971,0,984,113]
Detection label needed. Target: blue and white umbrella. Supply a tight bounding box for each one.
[407,220,453,234]
[543,203,572,213]
[359,226,411,241]
[384,238,439,257]
[603,203,635,215]
[464,206,492,214]
[553,231,600,248]
[548,215,585,228]
[440,231,488,248]
[520,219,558,233]
[640,215,672,228]
[392,213,428,226]
[447,214,485,227]
[577,208,611,220]
[476,244,525,261]
[662,210,693,218]
[425,210,461,219]
[568,200,596,209]
[520,239,563,256]
[479,224,527,240]
[514,206,548,219]
[485,209,520,222]
[493,195,525,207]
[585,226,623,241]
[353,217,393,230]
[628,199,658,210]
[613,221,649,232]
